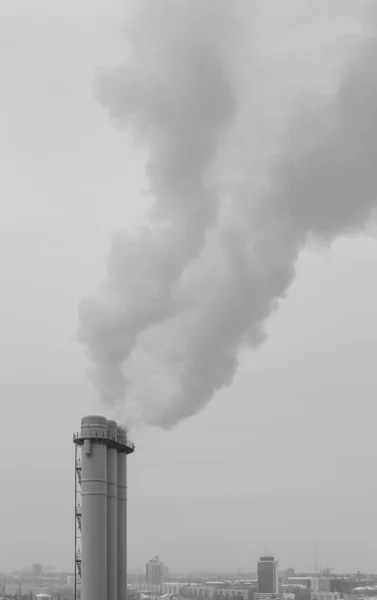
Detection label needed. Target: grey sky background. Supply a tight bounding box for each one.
[1,0,377,575]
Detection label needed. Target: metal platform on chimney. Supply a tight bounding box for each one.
[73,429,135,454]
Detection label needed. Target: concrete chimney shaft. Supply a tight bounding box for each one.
[80,415,108,600]
[74,416,135,600]
[117,426,128,600]
[107,420,118,600]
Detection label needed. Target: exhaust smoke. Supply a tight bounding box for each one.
[78,0,376,428]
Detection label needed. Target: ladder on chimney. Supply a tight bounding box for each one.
[75,444,82,599]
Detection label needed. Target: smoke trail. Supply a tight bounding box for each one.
[79,0,376,427]
[78,0,244,404]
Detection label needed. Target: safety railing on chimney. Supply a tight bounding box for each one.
[73,429,135,452]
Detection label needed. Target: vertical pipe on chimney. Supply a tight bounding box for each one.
[80,415,108,600]
[117,426,128,600]
[107,420,118,600]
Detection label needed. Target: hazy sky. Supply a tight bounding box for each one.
[1,0,377,575]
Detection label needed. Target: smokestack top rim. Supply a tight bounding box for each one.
[117,424,130,451]
[81,414,108,427]
[74,416,135,453]
[107,419,118,433]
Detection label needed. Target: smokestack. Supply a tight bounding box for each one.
[117,426,128,600]
[74,415,135,600]
[79,415,108,600]
[107,420,118,600]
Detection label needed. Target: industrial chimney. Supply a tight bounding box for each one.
[73,415,135,600]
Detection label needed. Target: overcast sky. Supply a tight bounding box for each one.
[1,0,377,575]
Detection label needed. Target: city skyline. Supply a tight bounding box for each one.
[4,558,377,600]
[3,560,377,578]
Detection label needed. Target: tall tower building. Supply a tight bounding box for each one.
[32,563,42,578]
[146,556,166,585]
[257,555,279,594]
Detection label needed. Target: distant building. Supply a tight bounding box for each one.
[257,556,279,594]
[283,578,313,590]
[129,581,255,600]
[318,579,331,593]
[33,563,43,577]
[254,594,282,600]
[146,557,167,585]
[318,579,369,595]
[5,584,20,596]
[285,569,295,578]
[281,584,311,600]
[312,592,341,600]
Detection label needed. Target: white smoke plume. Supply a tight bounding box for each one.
[79,0,376,428]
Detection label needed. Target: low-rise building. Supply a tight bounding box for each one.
[129,581,256,600]
[283,578,316,591]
